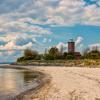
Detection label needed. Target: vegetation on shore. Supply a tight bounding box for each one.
[16,46,100,66]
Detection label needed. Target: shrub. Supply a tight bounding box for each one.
[83,50,100,59]
[17,49,40,62]
[66,53,75,60]
[43,54,55,60]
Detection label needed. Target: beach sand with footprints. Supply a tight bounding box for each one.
[18,66,100,100]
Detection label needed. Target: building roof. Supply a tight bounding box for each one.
[68,39,74,43]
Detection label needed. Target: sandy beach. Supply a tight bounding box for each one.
[18,66,100,100]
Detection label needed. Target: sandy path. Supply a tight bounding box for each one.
[22,67,100,100]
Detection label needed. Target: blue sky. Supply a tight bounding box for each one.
[0,0,100,62]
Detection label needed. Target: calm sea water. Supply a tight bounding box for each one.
[0,68,39,100]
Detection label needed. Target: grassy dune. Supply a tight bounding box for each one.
[16,59,100,67]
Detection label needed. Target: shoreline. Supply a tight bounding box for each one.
[0,65,51,100]
[14,71,51,100]
[1,64,100,100]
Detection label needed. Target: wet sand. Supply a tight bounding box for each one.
[0,65,50,100]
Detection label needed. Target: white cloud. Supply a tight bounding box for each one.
[0,0,100,27]
[75,36,83,46]
[43,38,47,43]
[43,38,52,43]
[48,39,52,42]
[0,18,52,35]
[0,40,33,57]
[82,4,100,26]
[0,32,36,43]
[0,32,35,57]
[75,36,84,52]
[89,43,100,51]
[56,42,67,52]
[0,41,33,51]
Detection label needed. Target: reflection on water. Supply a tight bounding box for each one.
[0,68,39,100]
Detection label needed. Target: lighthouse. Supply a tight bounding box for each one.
[68,39,75,53]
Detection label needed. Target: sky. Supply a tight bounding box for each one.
[0,0,100,62]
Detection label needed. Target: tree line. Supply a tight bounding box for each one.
[17,46,100,62]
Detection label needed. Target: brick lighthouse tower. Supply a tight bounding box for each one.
[68,39,75,53]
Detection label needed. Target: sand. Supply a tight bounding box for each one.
[24,66,100,100]
[8,65,100,100]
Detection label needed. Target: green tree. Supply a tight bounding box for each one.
[63,52,68,59]
[43,54,55,60]
[83,47,100,59]
[66,53,75,60]
[49,47,60,59]
[43,47,60,60]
